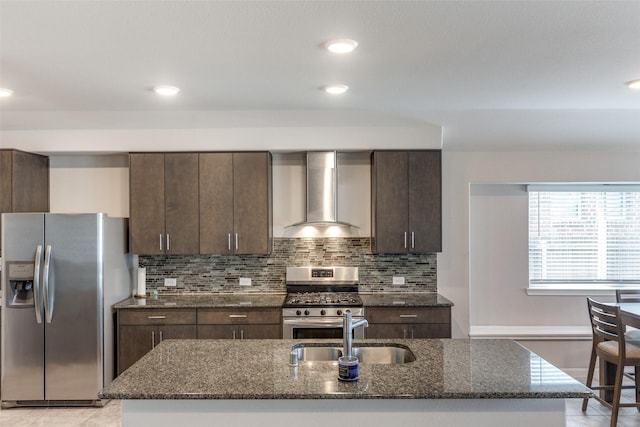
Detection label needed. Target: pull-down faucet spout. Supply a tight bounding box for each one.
[343,310,368,358]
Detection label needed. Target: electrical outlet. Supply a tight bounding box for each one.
[164,278,177,287]
[392,276,405,285]
[239,277,252,286]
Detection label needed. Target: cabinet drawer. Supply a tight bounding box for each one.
[366,307,450,324]
[119,309,197,325]
[197,308,281,325]
[367,323,451,339]
[197,324,281,339]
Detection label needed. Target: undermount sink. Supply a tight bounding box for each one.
[291,343,416,365]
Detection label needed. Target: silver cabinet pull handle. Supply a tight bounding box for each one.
[229,314,248,318]
[411,328,415,339]
[159,330,163,342]
[411,231,415,249]
[235,233,239,251]
[166,233,170,251]
[240,329,244,340]
[33,245,43,324]
[228,233,232,251]
[399,314,418,318]
[147,315,167,319]
[404,232,407,249]
[403,329,407,339]
[232,330,236,340]
[152,331,156,348]
[159,234,163,251]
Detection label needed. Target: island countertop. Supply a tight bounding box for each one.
[100,338,590,400]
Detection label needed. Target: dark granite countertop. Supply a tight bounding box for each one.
[100,338,590,400]
[360,292,453,307]
[113,294,286,309]
[114,293,452,310]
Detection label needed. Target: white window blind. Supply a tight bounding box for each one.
[528,185,640,287]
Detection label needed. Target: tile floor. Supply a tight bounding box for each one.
[565,373,640,427]
[0,383,639,427]
[0,399,121,427]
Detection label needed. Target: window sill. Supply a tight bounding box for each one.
[526,287,619,296]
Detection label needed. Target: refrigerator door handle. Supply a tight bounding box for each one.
[43,244,55,323]
[33,245,44,324]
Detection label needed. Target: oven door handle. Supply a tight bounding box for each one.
[283,318,360,328]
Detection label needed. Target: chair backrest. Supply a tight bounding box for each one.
[615,289,640,303]
[587,298,625,345]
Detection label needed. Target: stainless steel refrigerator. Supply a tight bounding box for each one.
[1,213,135,407]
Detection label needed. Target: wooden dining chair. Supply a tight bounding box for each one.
[583,298,640,427]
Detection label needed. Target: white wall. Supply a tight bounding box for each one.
[439,149,640,370]
[1,125,441,153]
[49,154,130,217]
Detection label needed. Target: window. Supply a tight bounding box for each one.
[528,184,640,289]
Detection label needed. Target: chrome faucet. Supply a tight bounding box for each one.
[343,310,368,358]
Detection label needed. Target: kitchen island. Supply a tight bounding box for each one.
[101,338,590,427]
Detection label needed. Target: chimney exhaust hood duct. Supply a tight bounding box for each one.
[286,151,358,229]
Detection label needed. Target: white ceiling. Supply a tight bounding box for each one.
[1,0,639,151]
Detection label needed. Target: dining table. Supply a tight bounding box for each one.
[599,302,640,402]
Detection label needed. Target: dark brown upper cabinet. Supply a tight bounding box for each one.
[371,150,441,253]
[0,149,50,251]
[129,153,199,254]
[199,152,272,255]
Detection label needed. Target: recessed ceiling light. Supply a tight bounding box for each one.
[322,84,349,95]
[153,85,180,96]
[626,79,640,89]
[324,39,358,54]
[0,88,14,97]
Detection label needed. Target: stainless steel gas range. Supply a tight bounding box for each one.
[282,266,364,339]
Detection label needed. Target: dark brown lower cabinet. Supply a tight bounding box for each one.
[365,307,451,339]
[117,307,281,374]
[117,309,197,374]
[197,308,281,340]
[197,324,281,340]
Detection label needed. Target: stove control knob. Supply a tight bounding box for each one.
[337,309,343,316]
[304,310,310,316]
[320,309,326,316]
[296,310,302,316]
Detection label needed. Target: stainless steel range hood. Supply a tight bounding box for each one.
[286,151,358,229]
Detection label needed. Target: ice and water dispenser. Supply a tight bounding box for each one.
[7,261,35,307]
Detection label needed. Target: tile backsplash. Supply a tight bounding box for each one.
[139,238,436,295]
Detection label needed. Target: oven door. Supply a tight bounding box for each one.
[283,317,365,340]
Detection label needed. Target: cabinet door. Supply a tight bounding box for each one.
[0,150,12,213]
[366,324,413,339]
[130,153,165,254]
[199,153,234,254]
[1,150,49,252]
[12,150,49,212]
[165,153,200,254]
[372,151,409,253]
[239,324,281,339]
[157,324,197,342]
[233,153,272,255]
[411,324,451,339]
[118,325,156,374]
[408,151,442,252]
[366,323,449,339]
[198,325,238,339]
